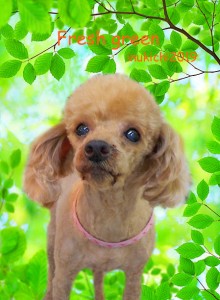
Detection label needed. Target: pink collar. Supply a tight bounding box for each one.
[73,198,154,249]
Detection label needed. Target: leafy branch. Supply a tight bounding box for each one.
[0,0,220,96]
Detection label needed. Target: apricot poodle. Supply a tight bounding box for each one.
[24,74,190,300]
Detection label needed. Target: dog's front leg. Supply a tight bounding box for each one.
[123,269,143,300]
[94,270,104,300]
[52,264,79,300]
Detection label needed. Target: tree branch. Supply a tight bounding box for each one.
[211,0,217,52]
[203,203,220,218]
[129,0,135,13]
[13,0,220,81]
[170,69,220,83]
[195,0,215,52]
[106,0,116,11]
[91,10,165,21]
[162,0,220,65]
[195,0,211,31]
[24,27,72,63]
[197,278,219,300]
[93,0,111,12]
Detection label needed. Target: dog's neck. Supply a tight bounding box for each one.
[75,180,153,243]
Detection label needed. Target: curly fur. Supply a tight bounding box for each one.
[23,74,191,300]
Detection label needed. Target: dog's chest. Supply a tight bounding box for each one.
[77,236,152,272]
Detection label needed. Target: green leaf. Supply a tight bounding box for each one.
[140,45,160,56]
[124,45,138,62]
[155,81,170,96]
[0,227,18,254]
[197,179,209,200]
[209,172,220,185]
[130,68,152,83]
[151,268,161,275]
[170,31,182,48]
[14,21,28,40]
[58,0,91,28]
[102,59,116,74]
[18,0,51,34]
[194,260,206,276]
[0,60,22,78]
[31,21,53,42]
[182,0,194,7]
[199,157,220,173]
[58,48,76,59]
[205,256,220,267]
[56,18,64,30]
[161,55,183,76]
[27,250,47,299]
[14,282,33,300]
[2,188,8,200]
[23,63,36,84]
[0,161,10,174]
[189,26,200,35]
[0,227,26,262]
[0,0,12,29]
[188,214,214,229]
[168,7,180,25]
[183,203,201,217]
[88,40,112,55]
[141,285,155,300]
[148,22,164,47]
[176,284,200,300]
[186,192,197,204]
[191,230,204,245]
[34,53,53,75]
[207,141,220,154]
[1,24,14,39]
[4,178,13,189]
[214,235,220,256]
[155,94,165,105]
[50,54,65,80]
[86,55,110,73]
[10,149,21,168]
[117,23,137,40]
[148,64,167,79]
[5,272,19,294]
[181,40,198,51]
[179,256,195,275]
[5,202,15,213]
[167,264,175,277]
[156,282,171,300]
[176,242,205,259]
[5,39,28,59]
[211,116,220,141]
[206,267,219,290]
[6,193,18,202]
[172,273,193,286]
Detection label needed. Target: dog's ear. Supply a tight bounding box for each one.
[23,123,73,208]
[142,123,191,208]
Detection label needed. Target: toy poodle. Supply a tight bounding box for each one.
[24,74,190,300]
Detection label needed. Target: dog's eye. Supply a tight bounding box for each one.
[124,128,140,143]
[76,124,90,136]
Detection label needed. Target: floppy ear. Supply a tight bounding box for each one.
[23,123,73,208]
[142,122,191,208]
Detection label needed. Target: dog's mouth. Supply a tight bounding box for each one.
[80,164,120,185]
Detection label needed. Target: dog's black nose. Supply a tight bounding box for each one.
[85,140,110,163]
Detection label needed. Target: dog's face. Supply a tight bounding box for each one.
[24,74,190,207]
[64,75,162,189]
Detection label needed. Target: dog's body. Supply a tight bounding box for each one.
[24,75,190,300]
